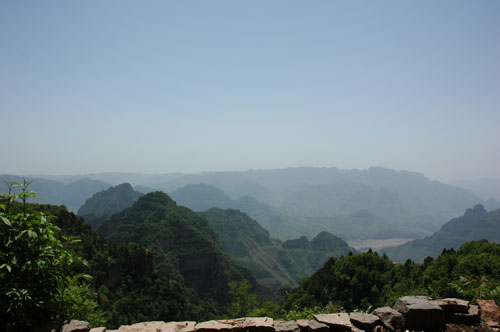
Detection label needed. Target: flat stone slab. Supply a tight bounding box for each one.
[273,320,300,332]
[195,317,274,332]
[90,328,106,332]
[371,306,403,330]
[314,313,352,331]
[435,298,470,313]
[393,296,445,330]
[61,320,91,332]
[112,321,196,332]
[349,312,380,329]
[477,300,500,329]
[296,320,329,332]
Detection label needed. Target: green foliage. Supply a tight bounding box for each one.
[449,275,500,304]
[0,182,102,331]
[227,280,258,317]
[33,202,210,328]
[61,281,106,327]
[284,241,500,312]
[99,192,257,310]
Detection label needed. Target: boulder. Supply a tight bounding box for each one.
[61,320,91,332]
[477,300,500,330]
[273,320,300,332]
[313,313,352,331]
[111,321,195,332]
[393,296,445,330]
[296,320,329,332]
[446,305,480,325]
[435,298,470,313]
[90,328,106,332]
[371,307,403,331]
[349,312,380,330]
[195,317,274,332]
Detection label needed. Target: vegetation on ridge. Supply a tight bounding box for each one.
[284,241,500,312]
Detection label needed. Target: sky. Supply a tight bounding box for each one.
[1,1,499,182]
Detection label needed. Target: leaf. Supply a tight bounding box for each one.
[0,216,11,226]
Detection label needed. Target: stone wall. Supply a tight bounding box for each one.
[60,296,500,332]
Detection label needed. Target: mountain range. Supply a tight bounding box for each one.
[3,167,499,242]
[78,183,354,290]
[0,174,110,212]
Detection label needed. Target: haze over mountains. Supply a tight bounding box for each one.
[3,167,499,242]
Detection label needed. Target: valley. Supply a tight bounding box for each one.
[346,238,414,252]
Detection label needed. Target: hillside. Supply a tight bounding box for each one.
[0,174,110,212]
[98,192,258,307]
[200,207,354,290]
[77,183,144,229]
[382,205,500,263]
[285,240,500,312]
[2,202,212,329]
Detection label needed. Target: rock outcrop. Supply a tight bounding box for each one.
[59,296,500,332]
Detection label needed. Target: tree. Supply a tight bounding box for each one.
[227,279,258,317]
[0,181,102,331]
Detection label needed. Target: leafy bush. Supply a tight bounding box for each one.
[0,181,103,331]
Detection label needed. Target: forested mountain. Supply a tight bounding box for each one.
[0,174,110,212]
[98,192,259,308]
[382,205,500,263]
[4,202,215,328]
[285,240,500,312]
[77,183,143,229]
[200,208,354,290]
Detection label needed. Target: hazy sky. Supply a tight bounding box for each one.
[1,1,499,181]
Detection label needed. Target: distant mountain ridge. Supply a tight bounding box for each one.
[107,167,492,240]
[5,167,496,241]
[171,183,312,240]
[0,174,110,211]
[170,182,438,240]
[382,205,500,262]
[77,183,143,229]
